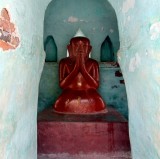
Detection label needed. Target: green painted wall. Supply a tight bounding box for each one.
[44,0,120,61]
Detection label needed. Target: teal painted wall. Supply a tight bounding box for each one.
[38,63,60,112]
[44,0,120,61]
[38,62,128,119]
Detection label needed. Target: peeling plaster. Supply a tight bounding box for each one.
[129,53,141,72]
[68,16,78,23]
[122,0,135,13]
[0,8,20,51]
[150,21,160,40]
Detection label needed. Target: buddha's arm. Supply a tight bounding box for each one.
[59,58,80,89]
[80,58,99,89]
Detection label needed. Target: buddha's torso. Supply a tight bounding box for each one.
[67,72,91,90]
[63,58,95,90]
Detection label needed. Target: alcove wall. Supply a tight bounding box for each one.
[0,0,160,159]
[39,0,128,119]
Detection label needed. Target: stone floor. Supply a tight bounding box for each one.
[38,151,132,159]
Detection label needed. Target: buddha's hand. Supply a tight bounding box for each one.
[75,52,81,68]
[79,53,86,70]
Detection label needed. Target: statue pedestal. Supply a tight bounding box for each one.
[38,107,130,155]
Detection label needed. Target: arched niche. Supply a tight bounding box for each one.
[39,0,128,119]
[100,35,114,62]
[44,35,57,62]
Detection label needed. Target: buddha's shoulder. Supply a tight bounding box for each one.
[88,58,99,65]
[59,57,70,63]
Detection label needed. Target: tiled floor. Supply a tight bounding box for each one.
[38,151,131,159]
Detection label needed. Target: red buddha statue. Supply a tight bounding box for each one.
[53,35,107,114]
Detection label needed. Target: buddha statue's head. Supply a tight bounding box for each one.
[67,29,92,60]
[67,37,92,60]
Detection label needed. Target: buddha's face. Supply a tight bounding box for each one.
[67,37,92,59]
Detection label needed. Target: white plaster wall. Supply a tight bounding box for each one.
[109,0,160,158]
[0,0,51,158]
